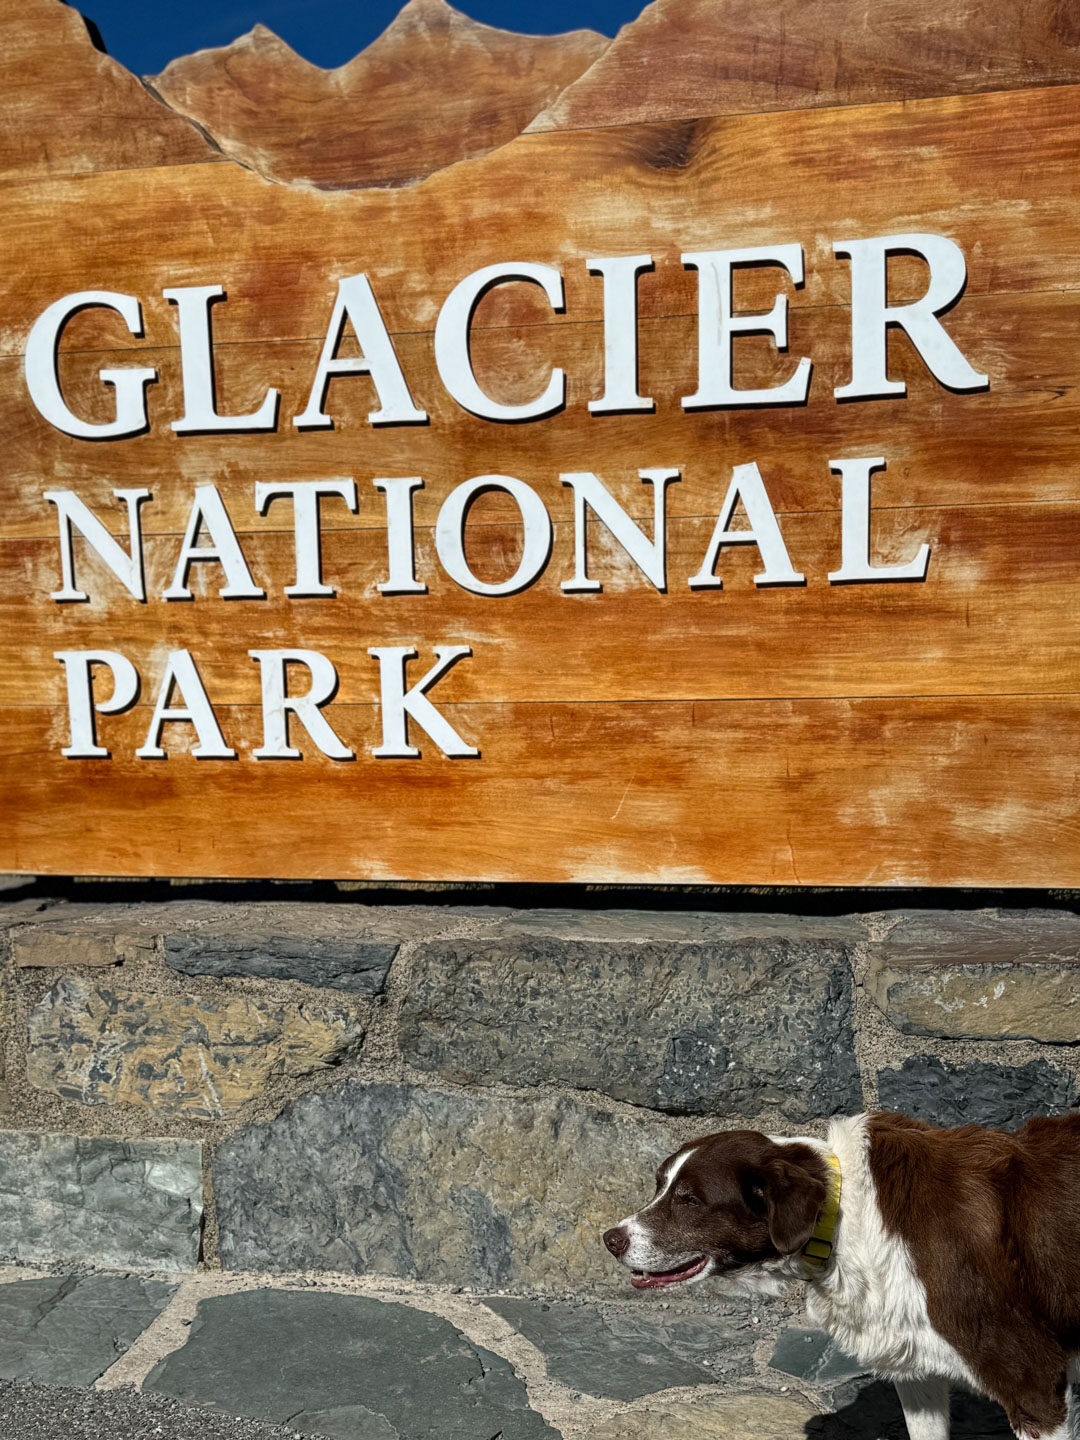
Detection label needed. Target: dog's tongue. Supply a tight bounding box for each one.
[631,1256,708,1290]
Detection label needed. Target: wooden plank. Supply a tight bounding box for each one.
[2,84,1079,357]
[529,0,1080,134]
[3,696,1078,884]
[0,0,220,181]
[2,287,1077,541]
[150,2,608,190]
[6,500,1077,706]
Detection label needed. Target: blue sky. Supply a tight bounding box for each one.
[81,0,641,74]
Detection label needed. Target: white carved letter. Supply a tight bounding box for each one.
[254,479,357,597]
[435,263,565,421]
[55,650,139,758]
[164,485,264,600]
[689,462,804,588]
[25,292,156,439]
[164,285,278,432]
[682,246,811,409]
[436,476,552,596]
[250,649,354,760]
[45,488,149,602]
[374,477,426,594]
[294,274,427,429]
[834,234,989,400]
[368,646,477,758]
[561,469,680,593]
[828,455,930,583]
[587,254,654,414]
[136,650,235,759]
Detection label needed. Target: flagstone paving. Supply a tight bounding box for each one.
[0,1266,1021,1439]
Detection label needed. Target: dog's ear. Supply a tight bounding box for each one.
[761,1158,827,1254]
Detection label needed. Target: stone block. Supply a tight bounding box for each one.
[768,1327,866,1384]
[867,909,1080,1041]
[876,1057,1076,1129]
[214,1082,677,1293]
[0,1130,202,1270]
[144,1289,557,1439]
[871,908,1080,967]
[483,1296,754,1399]
[584,1394,820,1439]
[0,1274,175,1386]
[163,931,397,995]
[27,976,363,1120]
[10,922,152,969]
[399,937,861,1121]
[867,961,1080,1041]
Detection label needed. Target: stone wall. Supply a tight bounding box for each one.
[2,889,1079,1289]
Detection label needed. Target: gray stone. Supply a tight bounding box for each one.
[28,977,363,1120]
[0,1378,312,1439]
[876,1057,1076,1129]
[214,1082,676,1294]
[769,1327,867,1385]
[867,961,1080,1042]
[0,1274,175,1386]
[871,908,1080,967]
[483,1296,754,1399]
[399,937,861,1121]
[0,1131,202,1271]
[496,909,868,945]
[585,1394,821,1439]
[163,933,397,996]
[145,1289,557,1439]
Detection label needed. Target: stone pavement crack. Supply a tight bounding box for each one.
[0,1379,304,1440]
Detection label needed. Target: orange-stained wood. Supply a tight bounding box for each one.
[2,288,1077,541]
[4,501,1078,705]
[528,0,1080,134]
[3,19,1079,883]
[150,1,608,191]
[2,84,1079,358]
[4,698,1078,885]
[0,0,219,181]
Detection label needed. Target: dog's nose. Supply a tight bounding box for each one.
[604,1226,630,1258]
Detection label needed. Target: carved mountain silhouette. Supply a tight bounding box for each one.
[529,0,1080,132]
[0,0,220,180]
[149,0,608,190]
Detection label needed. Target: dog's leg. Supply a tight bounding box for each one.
[895,1376,950,1440]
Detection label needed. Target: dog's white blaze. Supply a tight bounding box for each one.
[615,1144,705,1274]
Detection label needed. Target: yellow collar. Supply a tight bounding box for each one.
[801,1152,842,1273]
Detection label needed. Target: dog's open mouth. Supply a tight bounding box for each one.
[630,1256,709,1289]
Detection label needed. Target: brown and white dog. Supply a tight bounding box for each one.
[603,1113,1080,1440]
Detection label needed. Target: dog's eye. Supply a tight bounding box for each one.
[674,1191,700,1206]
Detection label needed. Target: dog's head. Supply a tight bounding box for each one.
[603,1130,829,1291]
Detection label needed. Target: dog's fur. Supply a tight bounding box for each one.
[604,1112,1080,1440]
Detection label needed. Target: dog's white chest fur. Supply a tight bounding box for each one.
[802,1116,978,1389]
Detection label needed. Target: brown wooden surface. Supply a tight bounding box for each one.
[4,698,1078,884]
[0,0,219,180]
[529,0,1080,134]
[3,500,1077,705]
[3,8,1079,883]
[150,0,607,190]
[3,84,1079,357]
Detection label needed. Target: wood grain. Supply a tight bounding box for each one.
[2,286,1077,541]
[4,500,1078,705]
[0,0,220,181]
[150,1,607,190]
[4,698,1078,884]
[2,84,1078,357]
[529,0,1080,134]
[3,31,1078,883]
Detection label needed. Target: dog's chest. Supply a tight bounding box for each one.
[806,1215,978,1386]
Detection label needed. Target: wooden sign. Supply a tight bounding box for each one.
[3,0,1080,884]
